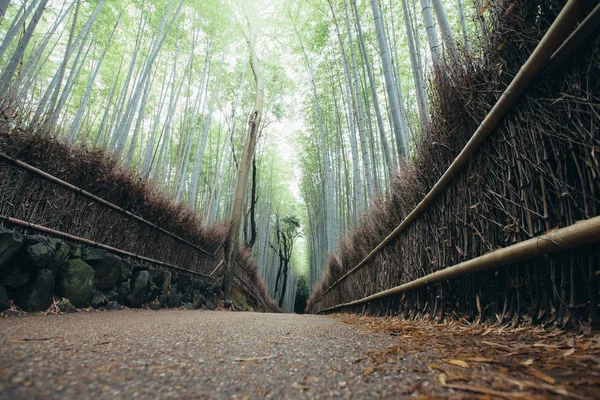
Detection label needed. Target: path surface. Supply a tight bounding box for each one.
[0,310,429,399]
[1,310,599,399]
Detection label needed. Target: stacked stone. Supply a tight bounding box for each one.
[0,228,219,314]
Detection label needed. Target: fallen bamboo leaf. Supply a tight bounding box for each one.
[446,359,469,368]
[534,343,559,349]
[563,348,575,357]
[481,327,493,336]
[232,354,279,362]
[521,359,534,366]
[428,363,444,371]
[482,340,511,350]
[10,337,63,343]
[442,383,526,399]
[465,356,497,363]
[362,367,375,376]
[438,373,447,385]
[527,369,556,385]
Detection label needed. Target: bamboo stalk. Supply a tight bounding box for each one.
[0,151,215,257]
[0,215,214,279]
[546,3,600,72]
[318,0,587,301]
[317,216,600,314]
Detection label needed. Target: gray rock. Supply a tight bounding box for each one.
[149,269,164,286]
[57,298,77,313]
[0,284,9,311]
[50,241,70,276]
[91,290,107,308]
[0,228,23,273]
[81,248,108,263]
[144,277,161,304]
[23,236,55,273]
[192,279,208,293]
[88,254,122,291]
[104,289,118,303]
[105,301,120,311]
[161,272,172,295]
[192,290,206,309]
[127,270,149,308]
[183,302,195,310]
[15,269,54,312]
[117,282,129,303]
[150,301,161,311]
[132,263,147,273]
[68,243,81,259]
[167,293,182,308]
[56,259,94,308]
[169,283,178,295]
[205,299,216,311]
[120,263,132,282]
[1,265,30,289]
[176,274,191,288]
[158,294,168,306]
[209,283,222,294]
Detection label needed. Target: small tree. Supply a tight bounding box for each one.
[272,214,302,308]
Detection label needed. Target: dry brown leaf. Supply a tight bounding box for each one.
[465,356,497,363]
[446,359,469,368]
[442,383,526,399]
[428,363,444,371]
[362,367,375,376]
[438,373,447,385]
[563,348,575,357]
[527,369,556,385]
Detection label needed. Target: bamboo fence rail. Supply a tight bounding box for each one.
[317,0,590,302]
[318,216,600,313]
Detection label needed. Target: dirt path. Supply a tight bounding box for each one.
[0,310,598,399]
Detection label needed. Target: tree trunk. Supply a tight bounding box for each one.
[222,33,264,304]
[0,0,48,97]
[420,0,442,67]
[431,0,459,61]
[0,1,35,63]
[352,0,394,177]
[402,0,429,124]
[370,0,409,157]
[457,0,471,53]
[0,0,11,21]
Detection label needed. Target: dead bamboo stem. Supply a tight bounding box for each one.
[318,216,600,314]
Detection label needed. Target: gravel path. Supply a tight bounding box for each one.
[0,310,437,399]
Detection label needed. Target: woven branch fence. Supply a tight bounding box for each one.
[308,0,600,328]
[0,127,278,312]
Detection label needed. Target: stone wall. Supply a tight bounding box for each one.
[0,227,227,314]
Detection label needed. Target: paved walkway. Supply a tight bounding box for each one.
[1,310,598,399]
[0,310,432,399]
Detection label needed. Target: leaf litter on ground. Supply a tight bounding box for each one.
[339,314,600,399]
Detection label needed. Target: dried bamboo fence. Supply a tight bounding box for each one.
[0,139,277,312]
[308,0,600,328]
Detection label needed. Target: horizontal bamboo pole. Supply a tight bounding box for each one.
[546,3,600,72]
[317,216,600,314]
[318,0,587,301]
[0,151,215,257]
[0,215,214,280]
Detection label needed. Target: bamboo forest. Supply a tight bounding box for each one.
[0,0,599,398]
